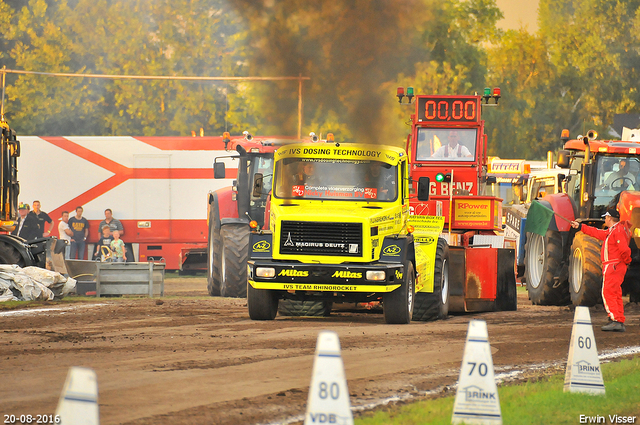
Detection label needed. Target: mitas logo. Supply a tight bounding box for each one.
[332,271,362,279]
[278,270,309,277]
[252,241,270,252]
[382,245,401,256]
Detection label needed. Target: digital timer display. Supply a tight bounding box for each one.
[416,97,480,123]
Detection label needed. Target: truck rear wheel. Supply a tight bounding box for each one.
[278,300,332,317]
[569,233,602,307]
[219,224,250,298]
[206,214,221,296]
[524,230,570,305]
[413,238,449,321]
[384,260,415,324]
[0,240,24,266]
[247,282,278,320]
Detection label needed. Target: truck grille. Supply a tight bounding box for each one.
[280,221,363,257]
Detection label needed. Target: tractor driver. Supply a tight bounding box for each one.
[292,162,317,186]
[365,161,395,200]
[431,130,473,159]
[603,159,636,190]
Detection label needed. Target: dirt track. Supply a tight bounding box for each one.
[1,276,639,425]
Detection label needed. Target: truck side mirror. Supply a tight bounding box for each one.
[485,175,497,184]
[557,150,571,168]
[417,177,430,201]
[214,161,226,179]
[253,173,264,197]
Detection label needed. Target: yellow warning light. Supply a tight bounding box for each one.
[327,133,334,142]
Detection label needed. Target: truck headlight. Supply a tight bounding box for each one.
[366,270,386,281]
[256,267,276,278]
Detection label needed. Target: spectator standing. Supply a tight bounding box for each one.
[110,230,126,262]
[94,225,114,261]
[58,211,73,259]
[31,200,54,237]
[69,206,89,260]
[98,209,124,236]
[571,207,631,332]
[12,203,40,241]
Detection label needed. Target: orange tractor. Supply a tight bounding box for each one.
[523,129,640,306]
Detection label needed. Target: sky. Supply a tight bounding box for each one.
[495,0,540,32]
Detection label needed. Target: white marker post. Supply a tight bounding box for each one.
[304,331,353,425]
[55,367,100,425]
[452,320,502,425]
[564,306,605,395]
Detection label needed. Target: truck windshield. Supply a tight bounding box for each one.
[415,128,477,161]
[593,155,640,215]
[274,158,397,201]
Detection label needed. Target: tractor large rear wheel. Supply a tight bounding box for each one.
[569,233,602,307]
[219,224,250,298]
[0,240,24,266]
[413,238,449,321]
[206,212,221,296]
[524,230,570,305]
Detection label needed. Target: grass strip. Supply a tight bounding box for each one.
[356,356,640,424]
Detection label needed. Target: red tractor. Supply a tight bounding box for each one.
[207,131,284,297]
[523,130,640,306]
[207,130,332,318]
[399,87,517,312]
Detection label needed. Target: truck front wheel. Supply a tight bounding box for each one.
[384,260,415,324]
[524,230,570,305]
[413,238,450,321]
[247,282,278,320]
[569,233,602,307]
[219,224,250,298]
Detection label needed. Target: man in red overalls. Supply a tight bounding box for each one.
[571,208,631,332]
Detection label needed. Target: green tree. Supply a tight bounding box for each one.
[0,0,248,136]
[483,29,575,159]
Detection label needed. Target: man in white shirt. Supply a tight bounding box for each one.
[432,130,472,159]
[58,211,74,259]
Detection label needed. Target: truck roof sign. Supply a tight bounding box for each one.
[416,96,481,124]
[275,143,402,165]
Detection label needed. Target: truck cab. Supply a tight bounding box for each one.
[246,141,448,324]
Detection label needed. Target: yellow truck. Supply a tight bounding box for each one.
[246,141,448,324]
